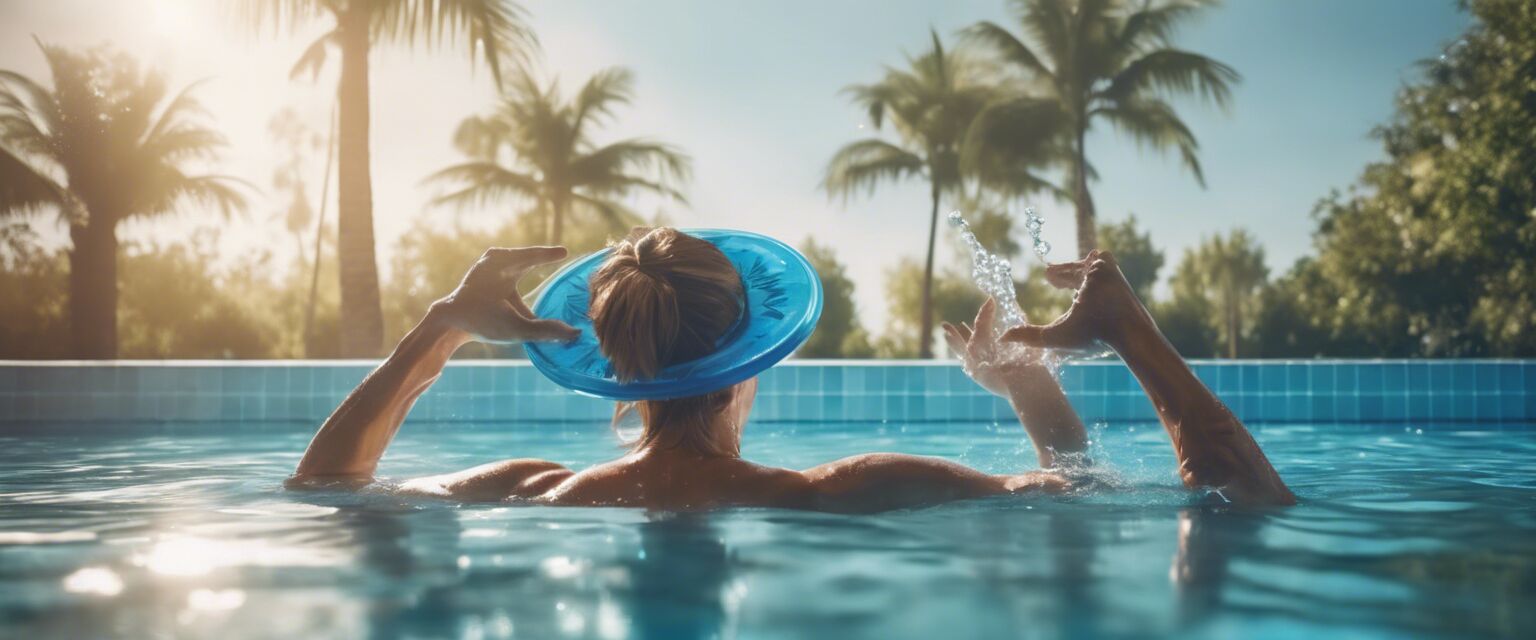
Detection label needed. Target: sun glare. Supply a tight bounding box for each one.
[149,0,194,39]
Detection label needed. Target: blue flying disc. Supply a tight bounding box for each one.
[523,229,823,400]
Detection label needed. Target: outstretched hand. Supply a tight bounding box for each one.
[942,297,1043,397]
[429,246,580,344]
[1000,249,1141,351]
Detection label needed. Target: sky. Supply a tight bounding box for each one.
[0,0,1469,332]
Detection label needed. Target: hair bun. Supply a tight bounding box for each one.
[589,227,742,382]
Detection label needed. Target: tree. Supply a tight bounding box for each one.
[425,67,691,245]
[798,238,873,358]
[824,31,997,358]
[0,223,69,359]
[0,43,246,358]
[1097,214,1164,300]
[967,0,1238,257]
[1168,230,1267,358]
[1279,0,1536,357]
[268,108,324,269]
[878,259,987,358]
[116,234,280,359]
[234,0,535,357]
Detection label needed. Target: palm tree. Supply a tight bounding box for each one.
[967,0,1238,257]
[1170,229,1267,358]
[0,42,246,358]
[425,67,691,246]
[822,31,998,359]
[235,0,535,357]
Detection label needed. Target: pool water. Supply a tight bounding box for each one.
[1,420,1533,639]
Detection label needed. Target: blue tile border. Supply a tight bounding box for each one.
[0,359,1532,426]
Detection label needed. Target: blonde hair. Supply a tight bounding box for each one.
[589,227,745,457]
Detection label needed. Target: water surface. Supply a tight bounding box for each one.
[1,420,1532,639]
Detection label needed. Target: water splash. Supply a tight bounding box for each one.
[947,210,1028,332]
[1022,208,1051,263]
[946,209,1062,374]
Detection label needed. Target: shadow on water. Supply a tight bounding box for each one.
[306,497,739,640]
[294,497,470,640]
[621,514,734,640]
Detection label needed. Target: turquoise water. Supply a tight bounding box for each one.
[1,420,1533,639]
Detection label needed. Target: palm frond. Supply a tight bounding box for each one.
[0,144,64,214]
[1014,0,1074,71]
[141,126,227,164]
[963,96,1067,194]
[423,160,541,211]
[135,173,252,220]
[961,20,1054,80]
[142,79,212,147]
[371,0,537,87]
[569,67,634,136]
[821,138,925,202]
[1118,0,1213,48]
[0,108,55,159]
[571,139,691,195]
[231,0,329,37]
[1094,98,1204,186]
[0,68,61,137]
[1099,48,1238,109]
[450,114,512,160]
[843,81,900,129]
[289,29,338,81]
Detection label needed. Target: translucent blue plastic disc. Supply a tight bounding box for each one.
[523,229,823,400]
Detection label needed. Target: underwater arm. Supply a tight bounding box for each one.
[288,247,578,486]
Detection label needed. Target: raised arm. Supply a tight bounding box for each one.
[288,246,578,486]
[942,298,1090,468]
[1002,250,1295,506]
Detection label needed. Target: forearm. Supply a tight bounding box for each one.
[293,310,470,479]
[1106,320,1228,436]
[1002,364,1089,467]
[1107,312,1294,504]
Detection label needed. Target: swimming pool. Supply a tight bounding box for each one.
[1,361,1533,639]
[1,418,1533,638]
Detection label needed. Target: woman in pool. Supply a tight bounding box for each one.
[288,227,1294,509]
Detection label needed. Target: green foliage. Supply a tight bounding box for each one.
[1097,214,1164,300]
[116,236,278,358]
[0,224,68,358]
[877,258,986,358]
[0,43,248,225]
[0,43,248,357]
[1270,0,1536,357]
[798,238,873,358]
[1152,295,1219,358]
[824,31,997,202]
[824,31,1006,357]
[234,0,534,87]
[966,0,1237,255]
[1167,230,1267,358]
[425,66,690,245]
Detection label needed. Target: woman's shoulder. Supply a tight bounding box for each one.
[726,459,817,508]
